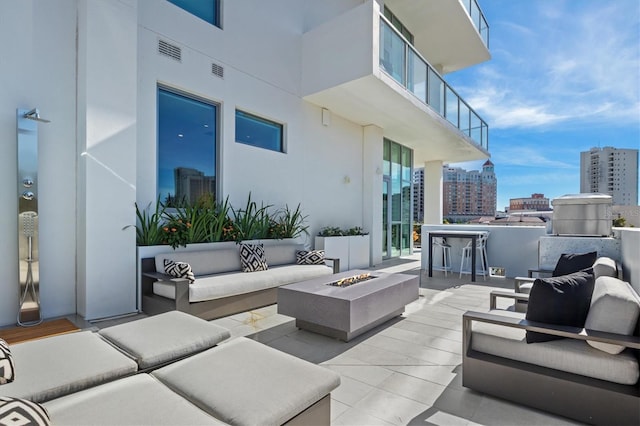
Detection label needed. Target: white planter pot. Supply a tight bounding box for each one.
[315,235,370,272]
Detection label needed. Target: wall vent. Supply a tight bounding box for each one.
[211,62,224,78]
[158,39,181,62]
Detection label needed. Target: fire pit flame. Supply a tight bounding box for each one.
[327,273,375,287]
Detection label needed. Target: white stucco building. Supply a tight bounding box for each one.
[1,0,491,325]
[580,147,639,206]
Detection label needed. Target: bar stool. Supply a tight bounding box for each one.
[432,237,452,276]
[460,232,489,280]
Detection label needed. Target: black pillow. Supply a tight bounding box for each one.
[552,251,597,277]
[525,270,595,343]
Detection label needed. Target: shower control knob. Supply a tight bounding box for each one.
[22,191,35,201]
[23,178,34,187]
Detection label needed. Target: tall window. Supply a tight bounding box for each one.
[157,87,218,206]
[235,110,284,153]
[168,0,220,28]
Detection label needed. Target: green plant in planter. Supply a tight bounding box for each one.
[270,204,309,239]
[346,226,368,236]
[129,196,166,246]
[231,193,273,241]
[318,226,345,237]
[161,216,192,249]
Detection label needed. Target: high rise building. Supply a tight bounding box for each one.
[509,193,550,212]
[580,147,638,205]
[413,168,425,222]
[174,167,216,205]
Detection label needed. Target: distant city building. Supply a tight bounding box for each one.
[174,167,215,204]
[580,147,638,206]
[441,160,497,219]
[509,193,550,212]
[413,168,425,222]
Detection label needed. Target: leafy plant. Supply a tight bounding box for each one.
[270,204,309,239]
[345,226,368,236]
[127,196,166,246]
[161,216,192,249]
[231,193,273,241]
[318,226,368,237]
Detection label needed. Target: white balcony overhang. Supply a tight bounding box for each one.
[384,0,490,74]
[301,0,489,165]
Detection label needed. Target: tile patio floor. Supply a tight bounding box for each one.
[203,253,583,426]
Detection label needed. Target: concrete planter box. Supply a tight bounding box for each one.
[315,235,370,272]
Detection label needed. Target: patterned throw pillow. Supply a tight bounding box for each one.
[0,397,51,426]
[0,338,14,385]
[164,259,196,284]
[239,244,268,272]
[296,250,325,265]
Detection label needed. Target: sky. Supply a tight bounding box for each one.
[445,0,640,211]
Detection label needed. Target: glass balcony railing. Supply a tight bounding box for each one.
[379,17,489,150]
[461,0,489,47]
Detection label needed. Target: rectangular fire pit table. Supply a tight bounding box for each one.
[277,270,419,341]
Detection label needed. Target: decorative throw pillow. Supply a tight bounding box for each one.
[239,243,268,272]
[0,397,51,426]
[584,276,640,354]
[0,338,14,385]
[552,251,597,277]
[525,270,595,343]
[164,259,196,284]
[296,250,325,265]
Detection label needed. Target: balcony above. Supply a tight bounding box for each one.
[384,0,490,74]
[301,0,489,165]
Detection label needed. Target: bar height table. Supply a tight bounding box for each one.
[427,230,489,282]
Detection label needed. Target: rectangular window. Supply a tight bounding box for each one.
[168,0,220,28]
[235,110,284,153]
[158,87,218,206]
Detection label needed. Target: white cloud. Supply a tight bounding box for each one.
[491,146,575,169]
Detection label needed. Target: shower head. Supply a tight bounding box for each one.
[23,108,51,123]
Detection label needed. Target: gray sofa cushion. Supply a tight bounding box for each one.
[584,276,640,354]
[592,256,618,279]
[152,337,340,425]
[99,311,230,370]
[472,310,639,385]
[154,264,332,302]
[44,374,225,425]
[264,242,304,266]
[2,331,137,402]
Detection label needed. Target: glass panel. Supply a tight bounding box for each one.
[428,68,444,116]
[391,224,401,257]
[459,102,470,136]
[383,138,391,175]
[158,88,217,206]
[445,87,459,127]
[401,146,411,181]
[379,20,405,85]
[168,0,218,27]
[402,180,411,222]
[382,180,388,258]
[401,224,411,251]
[407,50,427,103]
[392,178,401,222]
[391,143,401,181]
[470,113,482,144]
[235,110,283,152]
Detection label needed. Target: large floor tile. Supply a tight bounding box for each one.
[352,388,431,425]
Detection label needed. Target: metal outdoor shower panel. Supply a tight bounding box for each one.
[17,108,49,325]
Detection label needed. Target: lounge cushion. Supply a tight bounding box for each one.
[239,243,268,272]
[472,310,639,385]
[155,248,242,276]
[0,396,50,426]
[44,374,225,425]
[99,311,230,370]
[0,338,15,384]
[584,276,640,354]
[592,256,618,279]
[552,251,597,277]
[526,270,595,343]
[152,337,340,426]
[154,264,332,302]
[296,250,325,265]
[264,243,304,266]
[1,331,137,402]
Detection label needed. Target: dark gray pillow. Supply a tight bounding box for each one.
[525,270,595,343]
[552,251,597,277]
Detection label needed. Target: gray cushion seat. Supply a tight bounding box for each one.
[153,265,333,302]
[1,331,137,403]
[471,309,639,385]
[44,374,226,425]
[99,311,231,369]
[152,337,341,425]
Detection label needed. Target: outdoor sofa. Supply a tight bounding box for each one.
[1,311,341,425]
[463,256,640,425]
[142,240,338,320]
